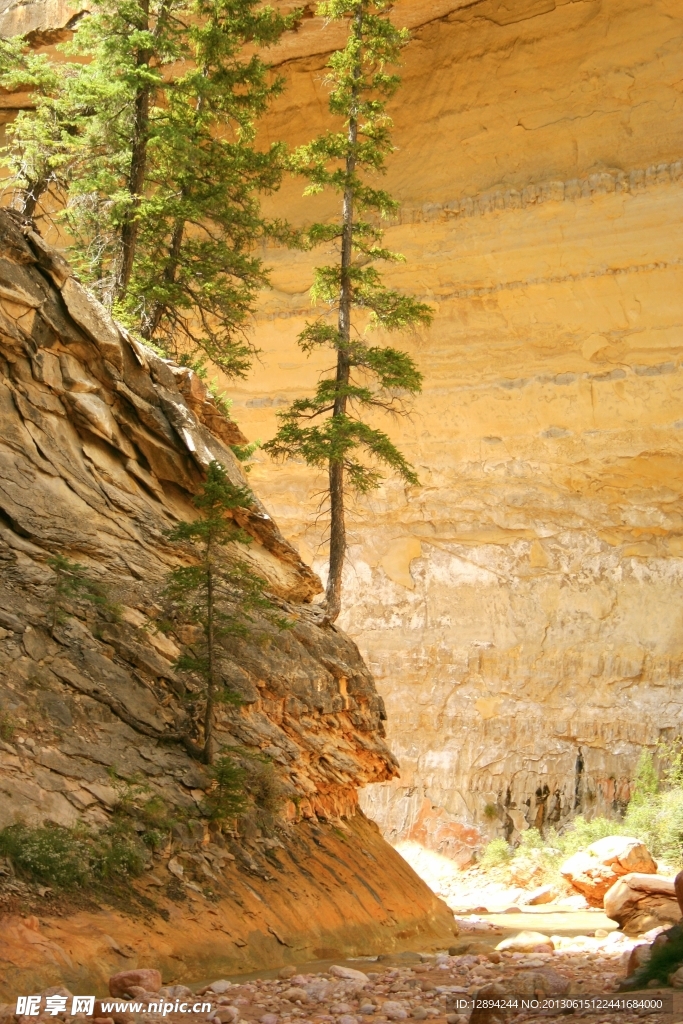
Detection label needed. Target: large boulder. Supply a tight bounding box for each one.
[560,836,656,906]
[604,872,681,935]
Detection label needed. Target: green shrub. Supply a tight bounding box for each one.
[627,925,683,989]
[0,820,146,889]
[625,788,683,864]
[479,838,512,868]
[0,823,91,887]
[630,748,659,805]
[556,815,627,857]
[205,754,248,822]
[0,711,14,741]
[248,757,282,815]
[518,827,545,851]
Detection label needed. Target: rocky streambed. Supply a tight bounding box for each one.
[1,941,675,1024]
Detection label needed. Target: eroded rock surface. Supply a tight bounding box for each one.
[560,837,657,907]
[228,0,683,849]
[0,209,456,993]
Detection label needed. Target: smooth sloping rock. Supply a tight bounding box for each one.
[560,836,656,906]
[604,872,681,935]
[60,277,124,371]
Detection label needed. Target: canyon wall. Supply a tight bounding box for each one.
[0,210,455,995]
[229,0,683,858]
[2,0,683,863]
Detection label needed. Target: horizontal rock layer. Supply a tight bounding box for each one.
[230,0,683,848]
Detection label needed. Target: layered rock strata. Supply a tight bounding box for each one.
[228,0,683,851]
[0,209,456,994]
[3,0,682,859]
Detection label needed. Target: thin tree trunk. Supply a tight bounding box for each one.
[140,78,204,340]
[22,178,47,219]
[115,0,173,301]
[204,556,215,764]
[325,4,363,623]
[116,43,150,299]
[140,217,184,340]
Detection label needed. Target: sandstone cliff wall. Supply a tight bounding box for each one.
[226,0,683,856]
[2,0,682,862]
[0,209,456,994]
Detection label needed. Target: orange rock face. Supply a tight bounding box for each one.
[560,836,657,905]
[0,816,456,1000]
[224,0,683,844]
[0,212,455,994]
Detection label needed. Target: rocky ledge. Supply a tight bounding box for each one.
[0,208,456,994]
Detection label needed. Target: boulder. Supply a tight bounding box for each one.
[329,965,369,984]
[470,984,510,1024]
[524,884,556,906]
[604,873,681,935]
[560,836,656,906]
[626,943,652,976]
[108,970,162,998]
[669,966,683,988]
[495,930,554,952]
[515,969,570,996]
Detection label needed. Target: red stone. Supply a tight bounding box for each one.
[108,970,162,998]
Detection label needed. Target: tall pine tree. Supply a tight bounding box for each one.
[0,0,296,377]
[264,0,431,621]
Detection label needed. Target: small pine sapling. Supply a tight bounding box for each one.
[164,461,288,763]
[264,0,432,621]
[205,752,248,821]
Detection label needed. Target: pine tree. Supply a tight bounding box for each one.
[0,39,74,218]
[0,0,296,377]
[164,461,288,763]
[263,0,431,621]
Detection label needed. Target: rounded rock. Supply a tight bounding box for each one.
[108,971,162,999]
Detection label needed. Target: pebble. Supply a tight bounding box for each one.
[17,941,669,1024]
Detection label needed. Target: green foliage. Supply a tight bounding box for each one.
[46,554,116,635]
[247,755,282,816]
[108,771,178,850]
[205,752,248,821]
[0,710,15,742]
[164,461,290,762]
[479,837,513,869]
[230,439,262,470]
[630,748,659,805]
[263,0,431,619]
[0,821,145,889]
[625,789,683,865]
[517,827,546,851]
[0,0,299,376]
[628,925,683,989]
[554,815,626,857]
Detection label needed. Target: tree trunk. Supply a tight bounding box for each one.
[22,179,47,220]
[324,3,363,622]
[140,217,184,340]
[116,48,150,299]
[203,556,215,764]
[115,0,174,301]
